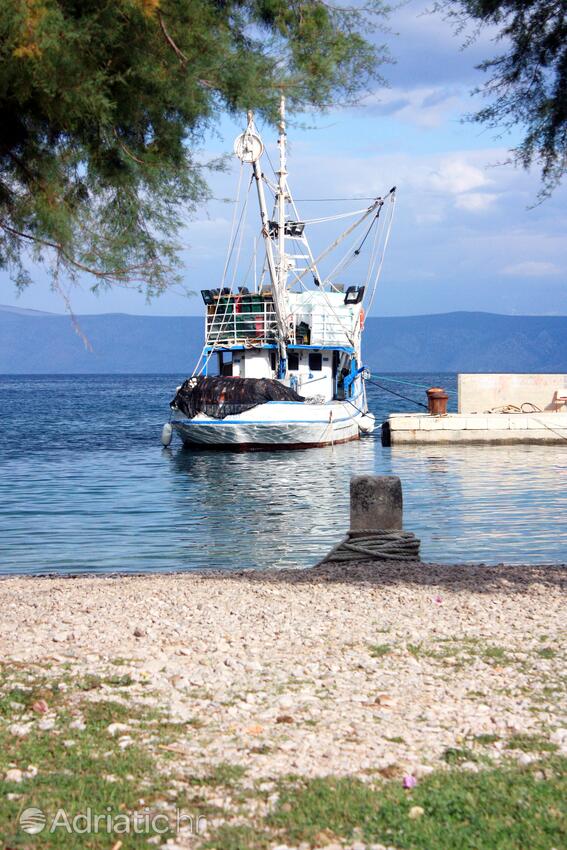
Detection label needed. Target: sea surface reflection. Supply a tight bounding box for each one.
[0,374,565,574]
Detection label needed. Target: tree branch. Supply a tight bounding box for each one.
[0,219,159,282]
[113,128,147,165]
[158,11,188,64]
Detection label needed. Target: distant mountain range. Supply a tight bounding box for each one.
[1,305,566,373]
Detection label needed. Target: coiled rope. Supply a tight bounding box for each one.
[317,529,421,565]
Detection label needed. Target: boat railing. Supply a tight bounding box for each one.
[206,296,296,346]
[205,294,356,348]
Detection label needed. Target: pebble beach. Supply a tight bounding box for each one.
[2,560,566,769]
[1,561,566,848]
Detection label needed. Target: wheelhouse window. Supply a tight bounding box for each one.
[308,352,322,371]
[288,352,299,371]
[217,351,233,376]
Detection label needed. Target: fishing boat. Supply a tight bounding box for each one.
[164,97,395,450]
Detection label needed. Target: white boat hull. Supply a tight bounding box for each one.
[171,399,372,450]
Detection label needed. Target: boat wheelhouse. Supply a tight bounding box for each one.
[202,286,365,404]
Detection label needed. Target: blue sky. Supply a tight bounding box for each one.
[2,0,566,317]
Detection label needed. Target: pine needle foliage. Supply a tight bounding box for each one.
[0,0,389,295]
[443,0,566,199]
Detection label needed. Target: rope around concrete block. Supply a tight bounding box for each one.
[317,529,421,565]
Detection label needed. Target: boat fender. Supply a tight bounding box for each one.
[161,422,173,447]
[358,412,376,435]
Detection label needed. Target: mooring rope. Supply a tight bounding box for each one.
[367,373,454,392]
[317,529,421,565]
[365,378,428,409]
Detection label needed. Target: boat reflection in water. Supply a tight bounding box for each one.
[167,436,567,570]
[167,436,377,571]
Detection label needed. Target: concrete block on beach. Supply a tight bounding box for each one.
[350,475,403,532]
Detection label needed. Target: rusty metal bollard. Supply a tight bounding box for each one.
[426,387,448,416]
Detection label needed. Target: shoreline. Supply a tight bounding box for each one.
[1,558,566,581]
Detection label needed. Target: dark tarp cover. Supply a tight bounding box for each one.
[171,376,305,420]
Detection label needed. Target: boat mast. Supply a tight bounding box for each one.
[277,94,288,317]
[243,108,288,378]
[246,112,278,298]
[274,93,289,378]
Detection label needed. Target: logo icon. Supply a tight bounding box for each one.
[19,807,47,834]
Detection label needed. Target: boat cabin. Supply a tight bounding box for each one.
[201,287,364,403]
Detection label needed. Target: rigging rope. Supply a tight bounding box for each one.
[302,207,375,225]
[294,196,383,202]
[354,207,381,256]
[364,192,396,317]
[484,403,567,442]
[192,166,251,377]
[229,176,253,291]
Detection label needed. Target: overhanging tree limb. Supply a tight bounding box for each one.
[0,0,390,295]
[440,0,566,199]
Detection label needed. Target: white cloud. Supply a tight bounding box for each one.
[414,208,445,225]
[455,192,498,212]
[501,261,562,277]
[364,86,465,129]
[426,158,490,194]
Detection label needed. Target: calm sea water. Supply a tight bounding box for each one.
[0,374,565,575]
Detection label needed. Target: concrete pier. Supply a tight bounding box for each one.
[384,412,567,445]
[383,373,567,446]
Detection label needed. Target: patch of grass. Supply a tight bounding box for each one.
[473,734,501,746]
[75,673,103,691]
[481,645,512,664]
[189,762,247,788]
[368,643,392,658]
[82,699,133,728]
[442,746,478,765]
[542,684,564,698]
[506,734,558,753]
[404,639,517,670]
[384,735,405,744]
[103,673,135,688]
[249,744,272,755]
[0,681,179,848]
[0,677,65,718]
[207,757,567,850]
[207,824,269,850]
[536,647,556,660]
[74,672,136,690]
